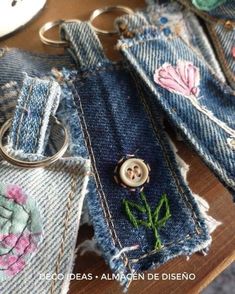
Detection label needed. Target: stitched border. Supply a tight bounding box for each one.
[132,73,203,233]
[49,164,85,294]
[14,82,34,149]
[206,23,235,87]
[69,70,210,266]
[69,82,129,265]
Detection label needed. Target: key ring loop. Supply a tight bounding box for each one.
[0,116,69,168]
[39,19,80,47]
[89,5,134,35]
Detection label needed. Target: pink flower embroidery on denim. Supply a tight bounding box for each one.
[3,234,18,247]
[154,60,200,99]
[14,235,30,254]
[6,185,27,204]
[5,256,26,276]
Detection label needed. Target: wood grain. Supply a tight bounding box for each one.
[0,1,234,293]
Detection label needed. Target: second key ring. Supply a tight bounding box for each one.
[89,5,134,35]
[39,19,80,47]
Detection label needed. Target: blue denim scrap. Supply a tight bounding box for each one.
[117,1,225,80]
[116,4,235,199]
[60,21,212,289]
[0,73,90,293]
[8,75,61,155]
[177,0,235,88]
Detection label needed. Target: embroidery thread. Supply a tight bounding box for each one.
[154,60,235,139]
[0,183,43,281]
[123,192,171,250]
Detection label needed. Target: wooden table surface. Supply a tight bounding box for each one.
[0,1,234,294]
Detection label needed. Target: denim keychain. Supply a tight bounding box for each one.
[0,10,219,292]
[0,74,90,293]
[115,0,235,201]
[58,19,219,291]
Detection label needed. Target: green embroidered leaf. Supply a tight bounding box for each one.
[153,193,171,228]
[123,199,146,228]
[123,192,171,250]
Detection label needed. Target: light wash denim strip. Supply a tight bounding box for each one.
[0,156,90,294]
[8,75,61,155]
[0,75,90,293]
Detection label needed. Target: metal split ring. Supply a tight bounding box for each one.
[39,19,80,47]
[39,5,134,46]
[0,116,69,168]
[89,5,134,35]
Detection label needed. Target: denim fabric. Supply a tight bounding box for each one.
[177,0,235,88]
[0,75,90,293]
[8,75,61,154]
[60,21,211,289]
[0,18,217,292]
[116,4,235,199]
[117,1,225,80]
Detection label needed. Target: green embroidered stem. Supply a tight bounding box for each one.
[123,192,171,250]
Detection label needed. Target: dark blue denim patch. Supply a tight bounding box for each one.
[0,19,212,291]
[60,21,211,284]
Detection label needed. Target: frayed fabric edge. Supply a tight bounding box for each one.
[167,135,221,240]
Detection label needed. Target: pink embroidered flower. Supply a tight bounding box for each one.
[154,60,200,98]
[0,256,7,267]
[25,240,37,254]
[15,235,30,254]
[5,256,26,276]
[6,185,27,204]
[3,234,18,247]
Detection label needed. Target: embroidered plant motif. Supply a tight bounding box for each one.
[0,183,43,281]
[154,60,235,139]
[123,192,171,250]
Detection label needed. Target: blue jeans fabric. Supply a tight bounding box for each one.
[60,21,211,288]
[176,0,235,88]
[0,72,90,293]
[0,20,213,291]
[116,2,235,200]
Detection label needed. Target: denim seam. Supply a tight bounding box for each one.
[206,23,235,86]
[14,82,34,149]
[70,78,208,266]
[69,82,130,264]
[132,73,203,233]
[49,164,78,294]
[121,48,235,187]
[129,233,194,264]
[70,65,125,80]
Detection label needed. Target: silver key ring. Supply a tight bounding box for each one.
[39,19,80,47]
[89,5,134,35]
[0,116,69,168]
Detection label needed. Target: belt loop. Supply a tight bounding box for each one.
[60,21,109,68]
[8,74,61,155]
